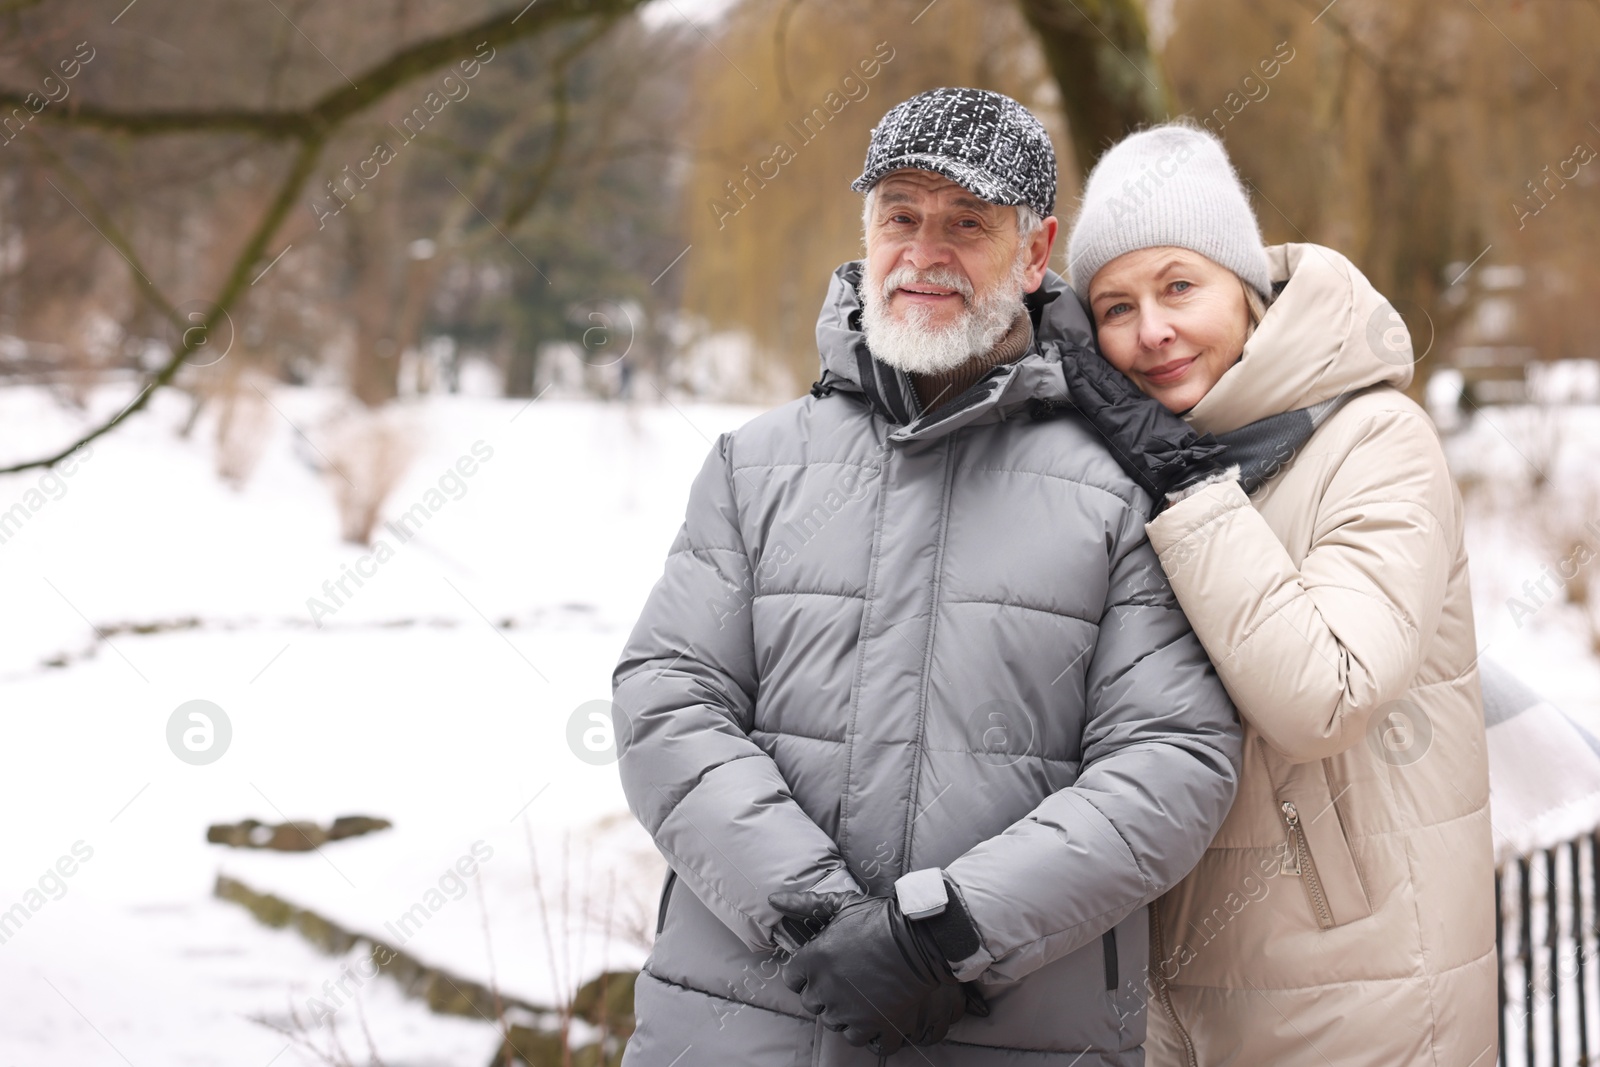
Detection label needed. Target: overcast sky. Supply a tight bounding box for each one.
[638,0,742,32]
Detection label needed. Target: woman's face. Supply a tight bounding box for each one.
[1087,247,1250,413]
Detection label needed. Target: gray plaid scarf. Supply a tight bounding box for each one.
[1215,393,1353,495]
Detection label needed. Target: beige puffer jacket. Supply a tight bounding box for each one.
[1141,243,1497,1066]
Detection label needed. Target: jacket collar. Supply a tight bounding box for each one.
[812,259,1096,446]
[1183,243,1412,436]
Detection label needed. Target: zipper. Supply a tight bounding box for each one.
[1280,801,1336,930]
[898,437,957,872]
[900,365,925,421]
[1148,905,1199,1067]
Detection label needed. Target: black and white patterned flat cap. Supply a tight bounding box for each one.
[851,87,1056,218]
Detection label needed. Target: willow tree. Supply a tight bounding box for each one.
[1162,0,1599,399]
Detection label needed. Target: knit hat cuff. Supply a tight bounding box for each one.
[1065,124,1272,303]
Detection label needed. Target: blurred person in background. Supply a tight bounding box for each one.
[1060,121,1496,1066]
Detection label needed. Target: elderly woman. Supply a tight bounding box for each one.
[1058,122,1496,1065]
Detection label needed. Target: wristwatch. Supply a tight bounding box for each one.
[893,868,982,963]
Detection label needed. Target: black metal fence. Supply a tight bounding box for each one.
[1500,832,1600,1066]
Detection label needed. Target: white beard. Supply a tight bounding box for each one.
[860,251,1029,375]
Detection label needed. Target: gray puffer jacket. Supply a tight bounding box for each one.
[613,261,1241,1066]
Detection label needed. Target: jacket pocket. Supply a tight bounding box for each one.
[656,868,677,936]
[1260,741,1373,928]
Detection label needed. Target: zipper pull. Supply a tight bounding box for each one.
[1279,801,1302,876]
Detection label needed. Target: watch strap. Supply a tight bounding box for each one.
[921,879,981,963]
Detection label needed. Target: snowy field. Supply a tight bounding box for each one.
[0,378,761,1065]
[1,374,1597,1064]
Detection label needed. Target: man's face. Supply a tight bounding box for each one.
[860,170,1056,377]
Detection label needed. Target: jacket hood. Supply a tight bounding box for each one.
[1182,243,1413,436]
[813,259,1096,446]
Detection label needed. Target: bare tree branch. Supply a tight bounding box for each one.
[22,129,178,322]
[0,0,649,474]
[0,133,326,474]
[771,0,806,105]
[1276,0,1456,96]
[0,0,648,138]
[498,16,619,231]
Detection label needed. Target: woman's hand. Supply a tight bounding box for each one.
[1057,344,1231,507]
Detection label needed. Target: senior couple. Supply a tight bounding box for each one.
[612,88,1495,1065]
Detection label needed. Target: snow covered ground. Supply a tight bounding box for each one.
[0,378,761,1065]
[1446,401,1600,729]
[1,373,1596,1063]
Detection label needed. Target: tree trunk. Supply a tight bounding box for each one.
[1014,0,1170,177]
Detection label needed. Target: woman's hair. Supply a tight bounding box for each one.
[1242,278,1269,343]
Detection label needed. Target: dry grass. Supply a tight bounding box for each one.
[316,402,420,545]
[212,365,277,488]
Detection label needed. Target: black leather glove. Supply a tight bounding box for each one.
[768,889,988,1055]
[1057,344,1230,506]
[771,886,866,952]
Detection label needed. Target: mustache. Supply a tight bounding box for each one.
[880,265,974,303]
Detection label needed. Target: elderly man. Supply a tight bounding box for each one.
[612,88,1241,1065]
